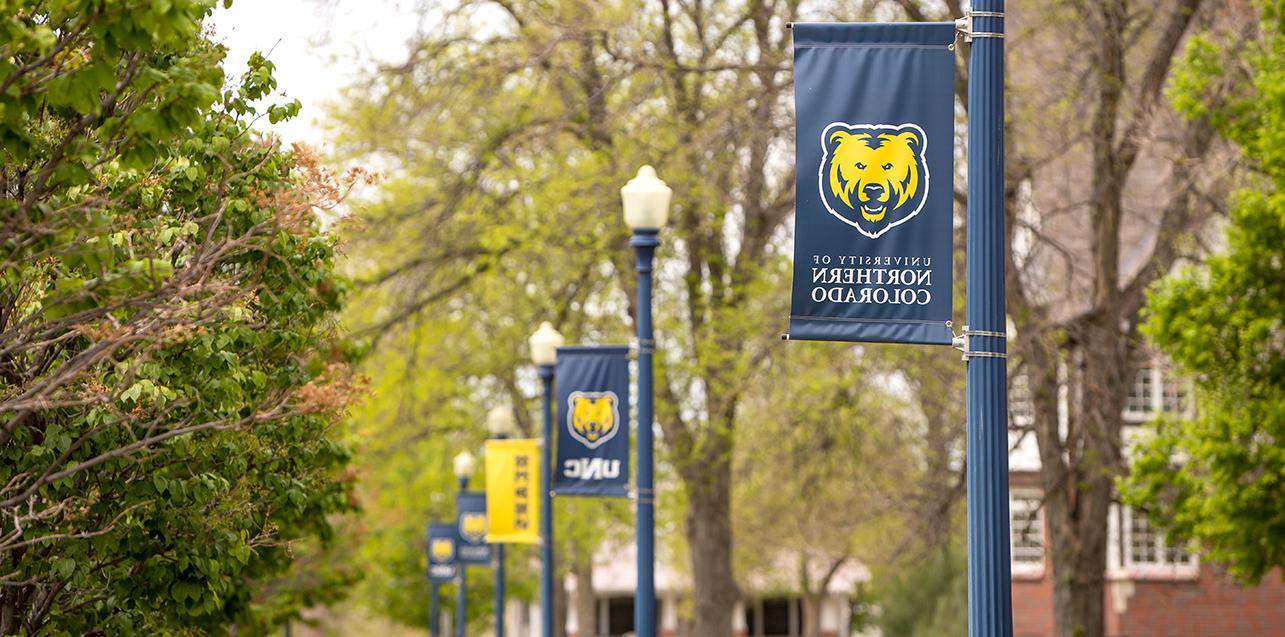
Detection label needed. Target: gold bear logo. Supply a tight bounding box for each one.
[430,537,454,562]
[568,392,619,450]
[820,123,929,238]
[459,513,487,543]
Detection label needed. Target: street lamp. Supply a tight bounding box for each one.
[454,450,476,490]
[487,406,516,637]
[453,451,475,637]
[487,405,517,438]
[621,164,670,637]
[529,322,563,637]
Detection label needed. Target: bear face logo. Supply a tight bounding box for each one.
[567,391,620,450]
[429,537,455,563]
[459,512,487,544]
[819,123,930,239]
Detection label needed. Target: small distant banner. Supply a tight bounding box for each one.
[484,438,541,544]
[553,346,631,497]
[426,523,458,583]
[455,491,491,565]
[788,22,956,345]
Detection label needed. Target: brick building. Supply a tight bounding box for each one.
[1007,358,1285,637]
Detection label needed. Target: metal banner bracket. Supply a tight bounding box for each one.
[951,324,1008,362]
[955,10,1005,43]
[633,486,655,506]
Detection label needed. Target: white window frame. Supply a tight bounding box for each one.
[1161,371,1191,414]
[1123,362,1157,421]
[1009,371,1035,427]
[1116,505,1198,579]
[1010,489,1045,577]
[1124,357,1193,423]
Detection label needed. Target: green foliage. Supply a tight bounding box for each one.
[875,547,967,637]
[328,1,966,630]
[327,3,658,625]
[733,343,919,588]
[1124,0,1285,585]
[1,1,359,633]
[339,269,632,630]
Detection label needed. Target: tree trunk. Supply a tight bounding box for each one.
[1030,313,1129,637]
[1051,518,1110,637]
[1005,0,1212,634]
[683,439,737,637]
[801,594,823,637]
[574,557,596,637]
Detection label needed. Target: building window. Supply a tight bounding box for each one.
[1010,490,1044,572]
[1010,372,1034,424]
[596,595,658,637]
[744,597,801,637]
[1125,357,1191,419]
[761,598,793,637]
[1161,373,1189,413]
[1125,364,1154,415]
[1122,506,1193,569]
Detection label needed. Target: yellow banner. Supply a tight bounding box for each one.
[484,439,541,544]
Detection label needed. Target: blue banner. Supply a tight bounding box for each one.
[426,522,458,583]
[456,491,491,565]
[789,22,956,345]
[553,346,631,497]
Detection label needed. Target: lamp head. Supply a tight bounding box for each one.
[528,321,564,367]
[487,405,516,438]
[621,165,672,230]
[452,450,476,480]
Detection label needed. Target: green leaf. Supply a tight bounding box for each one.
[54,558,76,579]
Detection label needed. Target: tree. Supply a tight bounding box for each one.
[329,1,807,632]
[987,2,1256,635]
[0,1,364,632]
[336,178,635,633]
[875,546,967,637]
[1124,1,1285,585]
[895,2,1255,634]
[732,343,920,637]
[328,1,1249,635]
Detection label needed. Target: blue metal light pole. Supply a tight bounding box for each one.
[538,364,555,637]
[530,322,563,637]
[430,583,441,637]
[487,406,517,637]
[964,3,1014,637]
[621,165,671,637]
[631,229,658,637]
[452,449,472,637]
[493,544,505,637]
[455,466,471,637]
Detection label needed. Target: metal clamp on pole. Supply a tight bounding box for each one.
[951,324,1008,362]
[635,486,655,506]
[955,11,1005,42]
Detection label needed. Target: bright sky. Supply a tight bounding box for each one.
[208,0,424,147]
